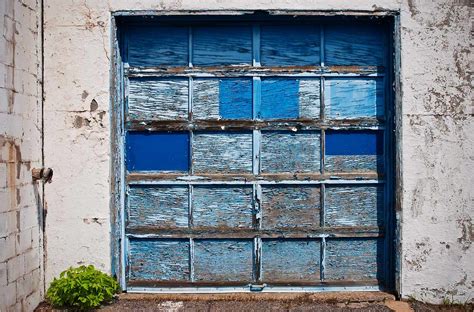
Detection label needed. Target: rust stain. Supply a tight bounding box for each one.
[0,135,22,210]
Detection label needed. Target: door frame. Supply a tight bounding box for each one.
[109,10,402,295]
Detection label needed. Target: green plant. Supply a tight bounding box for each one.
[46,265,120,310]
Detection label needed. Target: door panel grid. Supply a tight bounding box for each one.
[119,19,392,291]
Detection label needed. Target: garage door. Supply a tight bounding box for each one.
[118,17,393,292]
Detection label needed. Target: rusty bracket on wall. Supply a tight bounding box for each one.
[32,168,53,183]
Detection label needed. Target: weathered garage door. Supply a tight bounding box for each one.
[118,17,393,292]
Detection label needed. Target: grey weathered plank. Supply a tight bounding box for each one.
[260,131,320,173]
[128,239,190,282]
[261,239,320,282]
[193,239,253,282]
[193,132,253,173]
[193,186,253,229]
[128,78,188,121]
[261,186,321,229]
[325,185,384,227]
[127,186,189,228]
[325,238,381,281]
[192,79,220,119]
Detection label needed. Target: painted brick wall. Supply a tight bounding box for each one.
[0,0,43,311]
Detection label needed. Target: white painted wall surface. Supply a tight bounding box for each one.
[42,0,473,304]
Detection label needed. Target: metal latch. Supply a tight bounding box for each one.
[32,168,53,183]
[249,284,266,291]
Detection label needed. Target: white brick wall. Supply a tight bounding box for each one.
[0,0,43,311]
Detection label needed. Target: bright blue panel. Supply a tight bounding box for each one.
[261,25,320,66]
[326,131,383,156]
[325,24,385,66]
[325,78,385,119]
[126,26,188,67]
[219,79,253,119]
[259,79,299,119]
[126,132,189,171]
[193,26,252,66]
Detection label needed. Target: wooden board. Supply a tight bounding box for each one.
[260,25,320,66]
[325,238,382,281]
[192,132,253,173]
[259,78,320,119]
[261,131,320,173]
[128,78,188,121]
[193,239,254,282]
[193,26,252,66]
[127,186,189,228]
[126,26,188,67]
[325,131,383,173]
[193,78,253,120]
[262,239,320,283]
[325,185,383,227]
[324,25,386,66]
[128,239,190,282]
[261,186,320,229]
[325,78,384,119]
[193,186,254,229]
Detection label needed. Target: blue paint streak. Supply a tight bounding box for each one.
[126,26,188,67]
[259,79,299,119]
[326,131,383,155]
[219,79,252,119]
[126,132,189,171]
[192,26,252,66]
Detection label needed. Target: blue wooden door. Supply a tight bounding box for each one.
[119,17,392,292]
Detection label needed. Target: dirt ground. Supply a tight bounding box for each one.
[35,292,474,312]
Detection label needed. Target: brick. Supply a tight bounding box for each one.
[7,254,24,282]
[0,211,18,238]
[0,163,7,188]
[20,205,38,229]
[16,268,38,298]
[15,228,32,254]
[0,262,7,286]
[0,282,17,309]
[24,247,39,273]
[0,234,15,262]
[24,289,41,312]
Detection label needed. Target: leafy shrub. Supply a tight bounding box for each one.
[46,265,120,310]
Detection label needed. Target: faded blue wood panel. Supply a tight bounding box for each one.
[193,78,252,120]
[194,240,253,282]
[192,26,252,66]
[128,78,188,121]
[259,79,320,119]
[261,186,320,229]
[128,239,190,282]
[325,238,382,281]
[126,26,188,67]
[262,239,320,282]
[325,185,383,227]
[126,132,189,172]
[260,25,320,66]
[325,78,384,119]
[127,186,188,228]
[325,131,383,173]
[324,25,385,66]
[261,131,320,173]
[193,186,253,229]
[192,132,253,173]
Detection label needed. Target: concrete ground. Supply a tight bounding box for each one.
[35,292,474,311]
